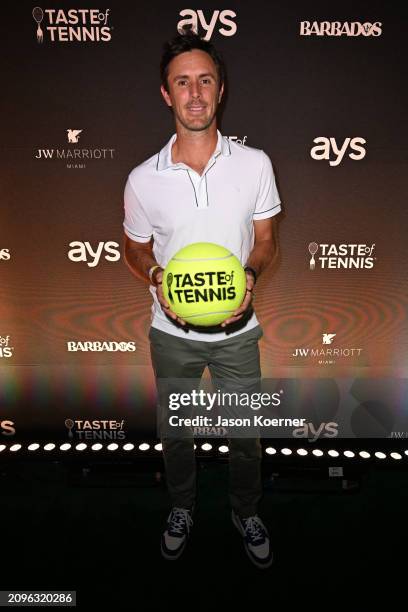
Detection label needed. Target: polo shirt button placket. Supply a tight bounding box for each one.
[188,153,219,209]
[196,174,208,209]
[186,169,209,209]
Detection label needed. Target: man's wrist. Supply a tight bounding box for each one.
[244,265,258,284]
[148,265,163,286]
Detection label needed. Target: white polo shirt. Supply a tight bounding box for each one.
[124,130,281,341]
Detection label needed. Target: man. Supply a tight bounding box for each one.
[123,29,281,569]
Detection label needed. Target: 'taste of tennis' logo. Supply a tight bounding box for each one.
[32,7,112,43]
[308,242,376,270]
[65,419,126,440]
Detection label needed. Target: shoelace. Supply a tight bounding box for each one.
[168,508,193,536]
[242,516,266,544]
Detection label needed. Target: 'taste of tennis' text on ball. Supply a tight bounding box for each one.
[162,243,246,326]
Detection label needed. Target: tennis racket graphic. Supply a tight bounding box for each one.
[166,273,174,304]
[308,242,319,270]
[32,7,44,43]
[65,419,74,439]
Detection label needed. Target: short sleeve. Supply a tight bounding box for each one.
[253,151,281,220]
[123,176,153,243]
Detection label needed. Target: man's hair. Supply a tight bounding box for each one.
[160,27,226,93]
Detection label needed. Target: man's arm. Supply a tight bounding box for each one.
[123,234,157,283]
[123,234,186,325]
[221,217,278,327]
[245,217,279,276]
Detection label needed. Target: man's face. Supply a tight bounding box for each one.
[161,49,224,132]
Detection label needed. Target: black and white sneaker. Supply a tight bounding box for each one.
[161,507,193,560]
[232,510,273,569]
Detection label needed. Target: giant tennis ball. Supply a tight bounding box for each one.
[162,242,246,326]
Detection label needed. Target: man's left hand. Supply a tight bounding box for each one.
[221,271,255,327]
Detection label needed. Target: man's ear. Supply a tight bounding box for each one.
[218,82,224,104]
[160,85,172,107]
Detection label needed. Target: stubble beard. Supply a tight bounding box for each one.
[174,105,218,133]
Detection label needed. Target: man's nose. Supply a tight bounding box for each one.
[190,80,201,97]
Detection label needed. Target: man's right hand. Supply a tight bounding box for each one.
[124,237,186,325]
[154,269,186,326]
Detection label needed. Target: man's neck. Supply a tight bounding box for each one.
[171,125,219,173]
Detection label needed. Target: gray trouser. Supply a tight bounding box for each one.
[149,325,263,518]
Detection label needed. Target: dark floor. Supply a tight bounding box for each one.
[1,459,407,610]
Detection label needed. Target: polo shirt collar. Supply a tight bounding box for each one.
[156,129,231,171]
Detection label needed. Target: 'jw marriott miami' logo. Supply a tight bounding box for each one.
[34,129,115,168]
[292,333,363,365]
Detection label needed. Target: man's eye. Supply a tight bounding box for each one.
[201,79,211,84]
[177,80,188,86]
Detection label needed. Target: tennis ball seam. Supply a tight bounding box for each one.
[172,254,233,262]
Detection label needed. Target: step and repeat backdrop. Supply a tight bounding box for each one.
[1,1,407,443]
